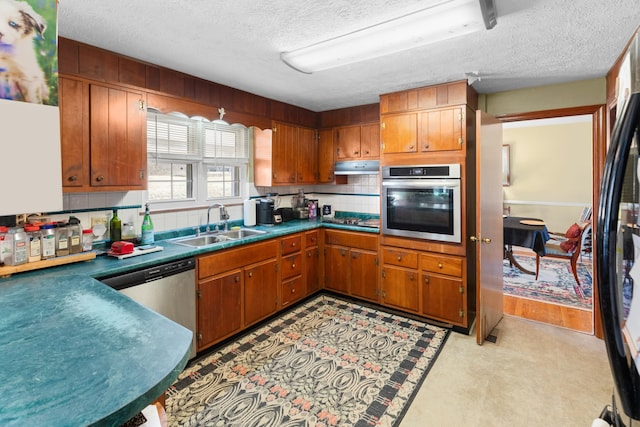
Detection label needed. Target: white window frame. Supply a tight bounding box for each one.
[146,111,249,210]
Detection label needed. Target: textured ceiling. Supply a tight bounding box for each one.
[57,0,640,112]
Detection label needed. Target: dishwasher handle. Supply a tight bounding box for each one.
[99,257,195,291]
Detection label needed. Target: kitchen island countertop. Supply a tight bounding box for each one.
[0,274,192,426]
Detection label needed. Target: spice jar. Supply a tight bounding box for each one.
[5,227,27,266]
[68,216,82,254]
[24,225,41,263]
[82,229,93,252]
[40,223,56,259]
[55,222,70,257]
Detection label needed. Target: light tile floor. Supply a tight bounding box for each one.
[400,315,615,426]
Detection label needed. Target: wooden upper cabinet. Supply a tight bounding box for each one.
[381,113,417,154]
[297,126,318,184]
[60,77,147,191]
[418,107,464,152]
[255,121,318,186]
[59,76,88,187]
[318,128,335,183]
[335,123,380,160]
[335,125,361,160]
[89,84,147,188]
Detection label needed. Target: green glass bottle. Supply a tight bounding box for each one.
[109,209,121,243]
[141,203,155,245]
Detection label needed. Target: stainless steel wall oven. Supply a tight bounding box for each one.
[382,164,462,243]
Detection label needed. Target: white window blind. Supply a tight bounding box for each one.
[203,120,249,162]
[147,110,200,159]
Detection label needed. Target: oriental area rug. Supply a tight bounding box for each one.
[166,295,450,427]
[503,254,593,310]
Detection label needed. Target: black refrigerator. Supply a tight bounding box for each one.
[598,28,640,425]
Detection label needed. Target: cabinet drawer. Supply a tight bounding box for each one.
[325,229,378,251]
[282,276,304,306]
[281,234,302,255]
[382,247,418,269]
[305,230,319,248]
[281,253,302,280]
[198,239,277,279]
[420,253,463,277]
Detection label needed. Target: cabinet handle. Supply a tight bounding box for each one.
[408,144,414,150]
[354,151,359,155]
[234,275,239,283]
[365,151,369,155]
[340,249,347,256]
[424,276,430,284]
[423,144,429,150]
[409,273,415,281]
[308,251,312,257]
[291,288,296,294]
[248,271,253,278]
[397,256,402,262]
[96,175,104,182]
[68,175,77,182]
[438,262,443,269]
[291,263,296,268]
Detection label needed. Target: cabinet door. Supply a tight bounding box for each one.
[381,113,417,153]
[421,273,464,324]
[419,107,463,152]
[59,77,88,187]
[305,247,320,294]
[335,125,361,160]
[197,270,242,350]
[90,84,146,187]
[272,122,297,185]
[317,128,335,183]
[350,249,378,302]
[381,266,419,312]
[297,126,317,183]
[244,259,279,326]
[324,245,349,293]
[360,123,380,159]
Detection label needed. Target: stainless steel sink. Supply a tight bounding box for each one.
[170,228,267,248]
[219,229,267,239]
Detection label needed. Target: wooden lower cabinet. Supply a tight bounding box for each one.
[196,239,278,351]
[244,259,279,325]
[421,273,464,323]
[304,231,321,294]
[197,270,242,350]
[324,230,379,302]
[380,265,419,312]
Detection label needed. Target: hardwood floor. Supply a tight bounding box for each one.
[503,249,594,334]
[503,294,593,333]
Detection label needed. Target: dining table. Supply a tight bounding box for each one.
[503,216,551,274]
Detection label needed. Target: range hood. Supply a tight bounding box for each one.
[334,160,380,175]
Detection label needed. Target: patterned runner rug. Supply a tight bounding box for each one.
[503,254,593,309]
[166,295,450,427]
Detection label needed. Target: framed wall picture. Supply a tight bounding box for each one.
[502,144,510,186]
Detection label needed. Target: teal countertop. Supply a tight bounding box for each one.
[0,274,192,426]
[0,218,378,425]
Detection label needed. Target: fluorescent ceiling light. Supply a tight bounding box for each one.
[281,0,496,74]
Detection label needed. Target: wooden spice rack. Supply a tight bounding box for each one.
[0,252,96,278]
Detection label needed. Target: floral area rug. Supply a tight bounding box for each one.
[166,295,450,427]
[503,254,593,310]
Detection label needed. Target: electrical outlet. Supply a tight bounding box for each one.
[91,217,108,239]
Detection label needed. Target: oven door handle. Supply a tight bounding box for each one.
[382,178,461,188]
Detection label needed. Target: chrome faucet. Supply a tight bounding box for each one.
[206,203,230,232]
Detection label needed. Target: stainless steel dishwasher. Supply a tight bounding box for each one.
[99,257,196,359]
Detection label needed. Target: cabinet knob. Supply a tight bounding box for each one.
[397,256,402,262]
[291,288,296,294]
[424,276,430,284]
[365,151,369,155]
[68,175,78,182]
[96,175,104,182]
[423,144,429,150]
[248,271,253,278]
[234,276,239,283]
[354,151,359,155]
[291,263,296,269]
[438,263,443,269]
[409,274,415,281]
[408,144,414,150]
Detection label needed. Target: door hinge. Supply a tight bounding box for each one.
[381,269,386,279]
[196,332,202,342]
[458,137,464,145]
[459,309,465,318]
[375,257,379,266]
[459,108,464,122]
[459,285,464,294]
[196,289,202,298]
[275,264,278,272]
[138,99,145,111]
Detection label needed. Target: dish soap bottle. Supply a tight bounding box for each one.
[110,209,121,243]
[141,203,155,245]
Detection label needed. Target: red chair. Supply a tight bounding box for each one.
[535,222,591,286]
